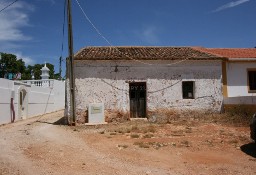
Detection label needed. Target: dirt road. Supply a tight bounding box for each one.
[0,111,255,175]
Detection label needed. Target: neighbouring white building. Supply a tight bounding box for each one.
[66,46,226,123]
[0,64,65,125]
[195,48,256,112]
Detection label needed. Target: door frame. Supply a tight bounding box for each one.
[129,82,147,118]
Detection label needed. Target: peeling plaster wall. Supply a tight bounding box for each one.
[72,60,222,119]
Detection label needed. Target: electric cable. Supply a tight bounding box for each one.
[75,0,191,66]
[60,0,67,61]
[0,0,19,14]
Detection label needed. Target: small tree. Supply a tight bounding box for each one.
[0,53,26,79]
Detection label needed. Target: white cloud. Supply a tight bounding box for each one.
[15,52,35,66]
[0,1,33,43]
[135,26,161,45]
[213,0,250,12]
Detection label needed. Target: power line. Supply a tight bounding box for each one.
[75,0,112,46]
[60,0,67,59]
[58,0,67,80]
[75,0,191,66]
[0,0,19,14]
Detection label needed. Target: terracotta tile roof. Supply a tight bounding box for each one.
[194,47,256,58]
[74,46,223,60]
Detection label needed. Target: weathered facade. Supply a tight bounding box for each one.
[66,47,225,122]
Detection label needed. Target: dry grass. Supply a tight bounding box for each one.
[180,140,190,147]
[99,131,105,134]
[110,132,117,135]
[143,134,154,138]
[104,120,157,135]
[117,144,128,149]
[133,141,170,149]
[130,134,140,138]
[147,108,253,127]
[105,110,129,123]
[76,109,252,153]
[133,142,150,148]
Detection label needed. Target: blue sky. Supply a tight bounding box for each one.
[0,0,255,75]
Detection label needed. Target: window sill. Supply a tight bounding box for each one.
[248,90,256,93]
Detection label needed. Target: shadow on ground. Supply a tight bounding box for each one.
[53,117,68,125]
[240,142,256,158]
[36,117,68,126]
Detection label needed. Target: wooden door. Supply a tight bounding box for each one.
[129,82,146,118]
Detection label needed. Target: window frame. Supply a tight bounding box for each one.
[247,68,256,93]
[182,81,195,99]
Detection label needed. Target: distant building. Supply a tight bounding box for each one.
[195,48,256,112]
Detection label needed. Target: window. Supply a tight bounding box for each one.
[182,81,194,99]
[248,70,256,92]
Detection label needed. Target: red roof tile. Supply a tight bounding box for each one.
[194,47,256,58]
[74,46,223,60]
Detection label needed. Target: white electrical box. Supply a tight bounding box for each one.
[88,103,105,124]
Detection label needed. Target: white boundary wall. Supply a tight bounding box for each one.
[0,79,65,125]
[0,79,15,124]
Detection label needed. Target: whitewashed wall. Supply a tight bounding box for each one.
[73,60,223,118]
[0,79,65,125]
[0,79,15,125]
[225,62,256,105]
[53,80,65,111]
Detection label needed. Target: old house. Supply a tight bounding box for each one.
[67,46,226,123]
[195,48,256,112]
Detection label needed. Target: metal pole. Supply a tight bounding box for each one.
[67,0,76,125]
[59,56,62,80]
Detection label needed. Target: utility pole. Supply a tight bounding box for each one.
[59,56,62,80]
[67,0,76,125]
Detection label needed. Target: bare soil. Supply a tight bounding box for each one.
[0,110,255,175]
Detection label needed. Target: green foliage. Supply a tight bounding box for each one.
[0,52,57,80]
[54,73,61,80]
[0,53,26,79]
[22,65,33,80]
[34,63,55,80]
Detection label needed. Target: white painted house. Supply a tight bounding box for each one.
[0,63,65,125]
[67,46,226,123]
[195,48,256,111]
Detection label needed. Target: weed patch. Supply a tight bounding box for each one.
[117,144,128,149]
[134,142,150,148]
[130,134,140,138]
[143,134,154,138]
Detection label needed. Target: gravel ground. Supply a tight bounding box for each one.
[0,110,255,175]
